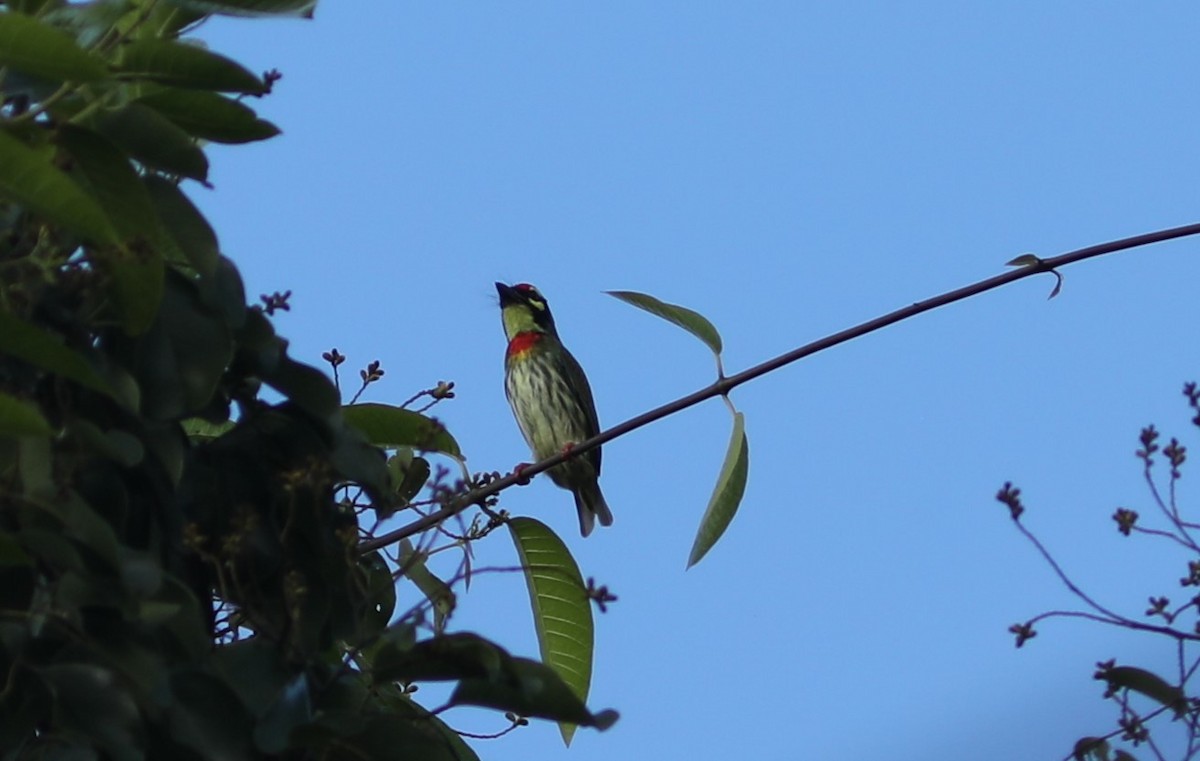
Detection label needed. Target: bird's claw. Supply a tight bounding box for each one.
[512,462,532,485]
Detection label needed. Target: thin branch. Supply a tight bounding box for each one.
[360,222,1200,554]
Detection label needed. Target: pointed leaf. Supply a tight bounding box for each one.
[138,89,281,144]
[94,242,166,336]
[451,656,618,731]
[342,403,461,458]
[165,0,317,16]
[181,418,235,441]
[608,290,722,356]
[399,539,455,634]
[117,39,266,94]
[56,126,160,243]
[0,12,107,83]
[143,176,220,276]
[1073,737,1110,761]
[0,312,114,397]
[0,129,116,244]
[508,516,593,746]
[94,103,209,181]
[688,411,749,567]
[0,392,52,437]
[1005,253,1043,267]
[1100,666,1185,715]
[372,632,505,684]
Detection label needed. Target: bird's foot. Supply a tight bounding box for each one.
[512,462,533,485]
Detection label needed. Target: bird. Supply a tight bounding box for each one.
[496,281,613,537]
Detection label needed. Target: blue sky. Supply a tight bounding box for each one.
[196,4,1199,759]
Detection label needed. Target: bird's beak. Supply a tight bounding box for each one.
[495,282,518,306]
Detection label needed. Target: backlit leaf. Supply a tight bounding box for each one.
[608,290,723,356]
[687,411,749,568]
[342,403,461,459]
[508,517,593,746]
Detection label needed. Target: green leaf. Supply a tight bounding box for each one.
[117,39,267,94]
[143,176,220,276]
[399,539,456,634]
[1005,253,1043,267]
[39,663,141,758]
[56,125,161,244]
[0,312,114,398]
[1073,737,1110,761]
[608,289,723,356]
[164,0,317,17]
[0,129,117,244]
[254,673,312,754]
[93,242,166,335]
[18,436,53,499]
[357,552,396,640]
[138,89,281,144]
[181,418,235,441]
[263,357,340,421]
[0,12,107,83]
[0,530,32,567]
[688,411,749,568]
[133,273,233,420]
[387,450,430,504]
[342,403,462,459]
[0,392,52,437]
[372,632,505,684]
[508,517,594,746]
[94,103,209,182]
[451,656,618,731]
[167,669,255,758]
[1099,665,1185,715]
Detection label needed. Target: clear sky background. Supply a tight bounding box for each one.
[194,4,1199,759]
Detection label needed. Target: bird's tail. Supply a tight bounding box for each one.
[574,480,614,538]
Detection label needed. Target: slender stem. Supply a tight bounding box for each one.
[359,222,1200,554]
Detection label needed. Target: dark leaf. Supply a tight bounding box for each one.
[94,103,209,181]
[143,176,220,276]
[1101,665,1185,715]
[164,0,317,17]
[373,632,505,685]
[39,663,140,761]
[451,656,618,731]
[55,126,161,244]
[0,129,117,244]
[138,89,281,143]
[0,312,114,398]
[0,392,53,437]
[117,39,266,94]
[92,242,166,336]
[167,669,255,760]
[0,12,107,83]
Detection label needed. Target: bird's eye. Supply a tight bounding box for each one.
[514,283,545,308]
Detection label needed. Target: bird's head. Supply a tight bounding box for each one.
[496,282,557,340]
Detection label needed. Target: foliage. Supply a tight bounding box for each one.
[999,384,1200,761]
[0,2,614,758]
